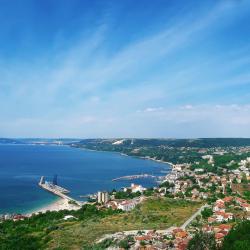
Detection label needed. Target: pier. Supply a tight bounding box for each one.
[112,174,156,181]
[38,176,82,206]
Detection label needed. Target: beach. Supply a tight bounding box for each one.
[27,198,81,216]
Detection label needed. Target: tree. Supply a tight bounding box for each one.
[201,208,213,219]
[221,220,250,250]
[187,231,217,250]
[119,239,130,250]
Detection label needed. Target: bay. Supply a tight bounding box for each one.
[0,144,170,214]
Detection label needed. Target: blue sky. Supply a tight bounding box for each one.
[1,0,250,138]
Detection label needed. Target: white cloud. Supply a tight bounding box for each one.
[0,1,250,137]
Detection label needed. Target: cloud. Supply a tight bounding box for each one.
[1,103,250,138]
[0,0,250,137]
[138,107,164,113]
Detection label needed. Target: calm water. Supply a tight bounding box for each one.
[0,144,170,214]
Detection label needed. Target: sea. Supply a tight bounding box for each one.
[0,144,171,214]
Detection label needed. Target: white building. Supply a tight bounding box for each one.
[97,191,109,204]
[123,183,146,193]
[117,199,139,211]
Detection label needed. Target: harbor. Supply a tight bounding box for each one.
[38,176,82,206]
[112,174,157,181]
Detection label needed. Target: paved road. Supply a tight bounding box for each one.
[180,203,209,229]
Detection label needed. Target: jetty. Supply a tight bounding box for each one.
[112,174,156,181]
[39,176,82,206]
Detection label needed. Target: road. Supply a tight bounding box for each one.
[180,203,209,229]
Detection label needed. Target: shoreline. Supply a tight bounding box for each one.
[3,146,173,216]
[77,146,174,184]
[76,146,174,168]
[26,197,81,217]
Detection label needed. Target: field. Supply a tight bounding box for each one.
[46,198,202,249]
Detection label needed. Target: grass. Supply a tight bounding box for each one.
[45,197,202,249]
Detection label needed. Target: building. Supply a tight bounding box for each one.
[130,183,146,193]
[97,191,109,204]
[117,199,138,211]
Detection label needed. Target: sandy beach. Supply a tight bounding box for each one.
[27,198,81,216]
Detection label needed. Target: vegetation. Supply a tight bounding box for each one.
[75,138,250,166]
[48,198,201,249]
[0,204,121,250]
[0,198,201,249]
[201,207,213,219]
[114,190,141,199]
[187,231,217,250]
[187,221,250,250]
[221,220,250,250]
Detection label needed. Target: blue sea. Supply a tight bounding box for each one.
[0,144,170,214]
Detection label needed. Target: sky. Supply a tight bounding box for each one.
[0,0,250,138]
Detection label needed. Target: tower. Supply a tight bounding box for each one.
[39,176,45,185]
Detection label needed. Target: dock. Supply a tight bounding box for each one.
[38,176,82,206]
[112,174,156,181]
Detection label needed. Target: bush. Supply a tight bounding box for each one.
[201,207,213,219]
[187,231,217,250]
[119,239,130,249]
[221,220,250,250]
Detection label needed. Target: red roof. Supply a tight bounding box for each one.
[215,211,233,219]
[218,224,232,230]
[176,239,189,250]
[208,217,216,223]
[241,203,250,208]
[176,231,188,239]
[135,235,152,241]
[215,203,225,208]
[215,233,225,239]
[173,228,184,234]
[223,197,233,203]
[236,197,247,204]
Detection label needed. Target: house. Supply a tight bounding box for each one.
[13,214,26,221]
[126,183,146,193]
[106,201,118,210]
[208,217,216,224]
[223,196,233,204]
[215,232,225,243]
[63,215,76,220]
[241,203,250,212]
[214,211,233,222]
[202,225,214,233]
[235,197,247,205]
[217,224,232,232]
[191,188,199,198]
[172,228,188,239]
[213,201,225,212]
[135,235,152,241]
[117,199,139,211]
[175,231,188,239]
[176,239,190,250]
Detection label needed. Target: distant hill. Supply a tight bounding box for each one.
[77,138,250,148]
[1,138,250,148]
[0,138,81,145]
[0,138,26,144]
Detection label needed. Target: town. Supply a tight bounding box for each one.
[1,139,250,249]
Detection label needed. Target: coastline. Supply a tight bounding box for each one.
[26,197,80,216]
[140,156,174,168]
[77,147,174,186]
[76,146,174,168]
[1,146,172,216]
